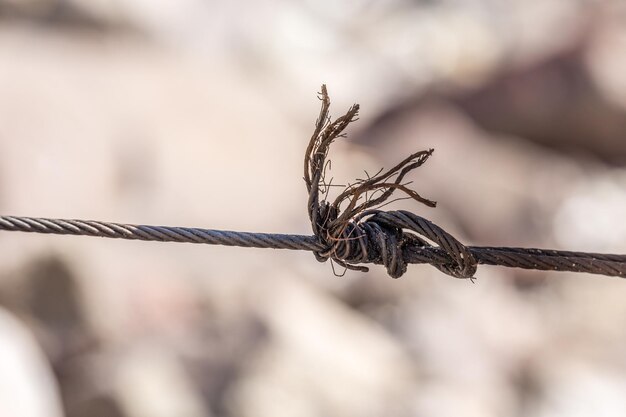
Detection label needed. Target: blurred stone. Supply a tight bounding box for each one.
[23,255,85,333]
[0,308,64,417]
[56,353,128,417]
[0,0,128,31]
[115,345,210,417]
[227,275,417,417]
[553,170,626,252]
[359,33,626,166]
[67,395,126,417]
[11,254,96,365]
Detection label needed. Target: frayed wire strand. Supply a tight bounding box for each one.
[1,84,626,280]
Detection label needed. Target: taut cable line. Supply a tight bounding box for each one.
[1,85,625,280]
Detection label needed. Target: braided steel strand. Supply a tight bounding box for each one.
[471,247,626,276]
[2,86,626,279]
[0,215,322,251]
[2,214,626,278]
[401,246,626,277]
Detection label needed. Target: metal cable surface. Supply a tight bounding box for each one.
[1,214,625,278]
[0,215,321,251]
[2,84,625,280]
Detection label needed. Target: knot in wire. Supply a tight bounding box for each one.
[310,204,477,279]
[304,85,477,279]
[3,84,625,280]
[367,211,477,279]
[309,201,408,277]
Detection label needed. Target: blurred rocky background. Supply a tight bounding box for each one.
[1,1,626,416]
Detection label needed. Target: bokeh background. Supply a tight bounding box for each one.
[1,1,626,416]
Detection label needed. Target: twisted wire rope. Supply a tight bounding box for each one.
[0,215,321,251]
[2,84,625,280]
[1,214,625,278]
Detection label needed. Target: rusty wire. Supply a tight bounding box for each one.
[1,85,625,280]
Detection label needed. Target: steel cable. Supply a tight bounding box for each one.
[1,214,625,279]
[2,85,625,280]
